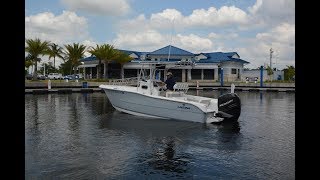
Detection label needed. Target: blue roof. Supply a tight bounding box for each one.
[118,49,147,57]
[80,47,249,64]
[197,52,249,64]
[149,45,194,56]
[80,56,97,61]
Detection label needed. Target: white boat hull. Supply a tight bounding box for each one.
[101,87,223,123]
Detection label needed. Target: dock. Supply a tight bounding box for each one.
[25,81,295,94]
[25,88,104,94]
[25,87,294,94]
[188,86,295,92]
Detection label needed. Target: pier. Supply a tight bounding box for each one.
[25,81,294,94]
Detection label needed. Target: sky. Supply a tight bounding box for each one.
[25,0,295,70]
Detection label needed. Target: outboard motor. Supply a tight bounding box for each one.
[217,93,241,121]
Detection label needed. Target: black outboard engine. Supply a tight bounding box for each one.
[217,93,241,121]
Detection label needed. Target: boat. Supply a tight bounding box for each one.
[99,62,241,123]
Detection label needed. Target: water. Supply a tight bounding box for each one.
[25,90,295,179]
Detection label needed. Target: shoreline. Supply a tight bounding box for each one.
[25,81,295,94]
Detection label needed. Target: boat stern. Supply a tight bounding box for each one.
[217,93,241,121]
[205,112,224,123]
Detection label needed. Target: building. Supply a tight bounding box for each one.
[78,45,249,82]
[242,69,284,82]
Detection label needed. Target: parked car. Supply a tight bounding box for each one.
[76,74,84,79]
[63,74,79,80]
[48,73,63,80]
[37,74,47,80]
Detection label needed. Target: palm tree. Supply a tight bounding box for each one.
[114,51,133,79]
[88,44,103,79]
[284,65,295,81]
[25,54,34,68]
[64,43,87,75]
[25,54,34,75]
[25,38,50,80]
[88,44,119,79]
[48,43,64,70]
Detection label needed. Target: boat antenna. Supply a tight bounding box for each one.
[167,17,175,61]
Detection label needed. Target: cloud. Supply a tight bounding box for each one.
[174,34,213,53]
[208,32,238,39]
[60,0,130,16]
[256,23,294,45]
[25,11,90,44]
[113,30,167,51]
[81,39,99,48]
[236,23,295,69]
[119,5,249,31]
[186,6,248,27]
[113,30,214,53]
[248,0,263,14]
[248,0,295,25]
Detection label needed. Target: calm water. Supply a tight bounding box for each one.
[25,90,295,179]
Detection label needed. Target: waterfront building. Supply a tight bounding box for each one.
[242,69,284,82]
[78,45,249,82]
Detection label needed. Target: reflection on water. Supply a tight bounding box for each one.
[25,91,295,179]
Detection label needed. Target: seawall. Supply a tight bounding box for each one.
[25,81,295,94]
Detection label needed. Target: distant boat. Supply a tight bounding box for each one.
[99,61,241,123]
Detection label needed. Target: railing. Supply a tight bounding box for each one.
[109,77,139,86]
[173,83,189,93]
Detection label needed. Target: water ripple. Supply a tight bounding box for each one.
[25,91,295,179]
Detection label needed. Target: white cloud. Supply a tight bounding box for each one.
[208,32,238,39]
[186,6,248,27]
[25,11,89,44]
[248,0,262,14]
[114,30,165,51]
[256,23,294,45]
[248,0,295,25]
[149,9,184,29]
[174,34,213,53]
[81,40,99,48]
[117,14,150,32]
[61,0,130,16]
[113,30,214,53]
[119,5,249,31]
[236,23,295,69]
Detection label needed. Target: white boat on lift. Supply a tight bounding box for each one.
[99,62,241,123]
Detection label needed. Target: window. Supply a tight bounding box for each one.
[191,69,202,80]
[124,69,137,78]
[169,69,182,82]
[203,69,214,80]
[231,68,237,74]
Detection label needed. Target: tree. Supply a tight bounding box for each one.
[38,62,57,75]
[25,54,34,69]
[48,43,64,70]
[266,65,273,81]
[88,44,119,79]
[88,45,103,79]
[284,65,295,81]
[114,51,133,79]
[59,61,73,75]
[25,38,50,80]
[64,43,87,75]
